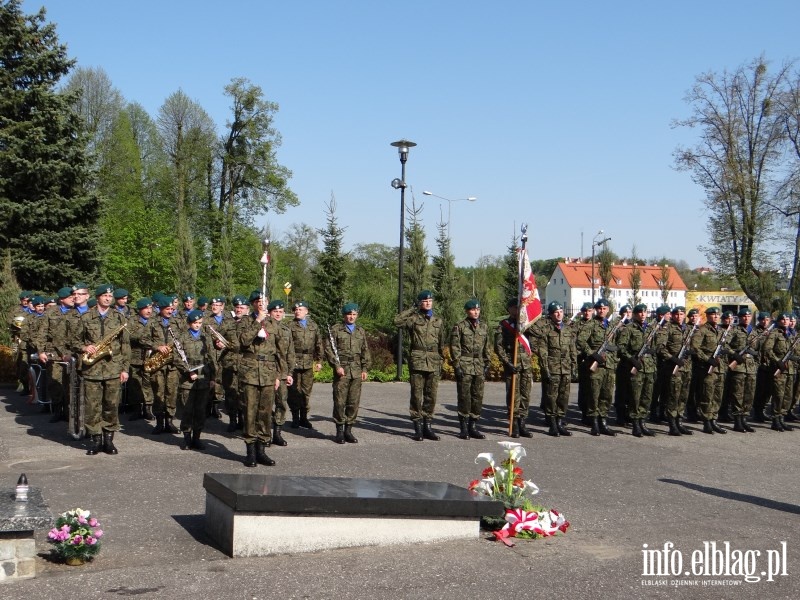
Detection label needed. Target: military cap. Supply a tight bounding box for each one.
[417,290,433,301]
[293,300,309,309]
[687,308,699,316]
[46,297,57,304]
[619,304,632,315]
[580,302,594,311]
[506,298,518,308]
[778,311,792,320]
[547,301,563,314]
[704,306,720,315]
[87,298,97,308]
[633,304,648,314]
[721,310,734,318]
[136,298,152,311]
[95,284,114,297]
[71,282,89,292]
[464,299,480,310]
[30,295,45,306]
[342,302,360,314]
[186,309,204,323]
[209,296,225,304]
[113,288,129,299]
[267,299,284,311]
[594,299,610,308]
[197,295,209,305]
[671,306,686,314]
[57,286,73,299]
[656,305,671,317]
[757,311,771,320]
[737,307,752,317]
[182,293,195,301]
[248,290,264,302]
[231,295,248,306]
[18,291,31,299]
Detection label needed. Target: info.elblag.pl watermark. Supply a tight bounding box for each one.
[641,541,788,586]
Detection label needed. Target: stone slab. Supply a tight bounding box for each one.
[0,487,53,533]
[202,473,504,518]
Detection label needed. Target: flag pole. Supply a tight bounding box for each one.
[508,223,527,436]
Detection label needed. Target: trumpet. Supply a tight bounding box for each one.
[207,324,232,350]
[82,323,127,366]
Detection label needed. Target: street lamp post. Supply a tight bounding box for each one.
[421,191,477,237]
[591,231,611,304]
[390,139,416,380]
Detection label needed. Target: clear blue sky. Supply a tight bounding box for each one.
[23,0,800,268]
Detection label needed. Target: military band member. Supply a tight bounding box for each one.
[113,288,130,318]
[127,298,155,421]
[10,291,32,395]
[494,298,534,438]
[575,298,618,436]
[450,299,491,440]
[237,291,285,467]
[761,312,797,432]
[204,296,231,420]
[394,290,446,441]
[32,287,74,422]
[326,303,371,444]
[267,299,294,446]
[726,307,757,433]
[691,306,729,434]
[175,310,216,450]
[531,301,577,437]
[72,285,131,455]
[221,296,248,431]
[287,300,324,429]
[142,294,181,435]
[617,304,659,437]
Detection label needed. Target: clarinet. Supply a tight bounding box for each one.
[167,325,190,367]
[327,325,341,367]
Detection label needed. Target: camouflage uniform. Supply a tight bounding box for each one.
[656,317,695,434]
[761,319,798,430]
[576,314,619,428]
[726,318,758,430]
[617,313,659,434]
[326,320,371,428]
[219,312,243,430]
[450,314,490,425]
[531,316,577,422]
[493,318,533,425]
[690,313,731,432]
[287,315,324,427]
[127,311,154,420]
[174,320,217,442]
[141,315,181,432]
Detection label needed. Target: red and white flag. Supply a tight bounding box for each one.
[518,246,542,332]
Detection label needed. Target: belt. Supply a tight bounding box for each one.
[412,346,438,352]
[244,352,275,362]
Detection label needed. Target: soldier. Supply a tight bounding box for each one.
[751,311,773,422]
[450,299,491,439]
[650,305,673,423]
[142,294,181,435]
[267,299,295,447]
[394,290,446,441]
[531,301,577,437]
[573,302,595,425]
[684,308,704,422]
[196,296,209,313]
[718,310,736,422]
[237,291,285,467]
[326,303,371,444]
[175,310,216,450]
[657,306,695,435]
[575,298,619,436]
[221,296,248,431]
[127,298,155,421]
[287,300,324,429]
[494,298,534,437]
[9,291,33,395]
[617,304,660,437]
[726,307,758,433]
[32,287,74,422]
[762,312,798,431]
[113,288,130,318]
[613,304,633,425]
[72,285,131,455]
[690,306,731,434]
[203,296,231,420]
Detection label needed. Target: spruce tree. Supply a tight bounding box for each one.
[311,195,347,327]
[0,0,100,290]
[502,234,520,308]
[431,220,460,331]
[403,200,428,306]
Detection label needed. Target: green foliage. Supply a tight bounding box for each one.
[403,200,428,305]
[0,249,21,346]
[627,246,642,306]
[310,195,347,327]
[431,221,460,332]
[502,235,519,306]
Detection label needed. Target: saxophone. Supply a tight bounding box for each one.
[144,342,174,373]
[82,323,128,366]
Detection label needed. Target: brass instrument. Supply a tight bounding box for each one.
[143,343,174,373]
[81,323,127,366]
[10,315,25,357]
[207,324,232,350]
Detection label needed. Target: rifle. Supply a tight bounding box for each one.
[774,332,800,377]
[672,323,698,375]
[588,316,626,372]
[631,317,666,375]
[707,321,734,374]
[729,323,774,369]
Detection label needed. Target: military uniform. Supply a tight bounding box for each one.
[571,304,594,423]
[450,299,490,439]
[690,307,731,433]
[494,311,534,437]
[220,296,246,431]
[394,290,446,440]
[726,309,758,432]
[751,313,774,421]
[9,293,32,394]
[326,303,371,443]
[656,308,695,435]
[127,299,155,421]
[266,300,294,446]
[286,302,324,429]
[617,305,660,437]
[761,314,798,431]
[141,298,181,435]
[202,299,233,419]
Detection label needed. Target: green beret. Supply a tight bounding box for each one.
[687,308,699,317]
[232,295,248,306]
[779,312,792,319]
[705,307,720,314]
[721,310,733,318]
[619,304,631,315]
[30,295,45,306]
[464,299,480,310]
[656,305,671,317]
[580,302,594,311]
[136,298,152,311]
[113,288,129,299]
[19,291,30,299]
[671,306,685,314]
[633,304,648,314]
[267,299,284,311]
[737,307,751,317]
[293,300,309,309]
[547,301,563,314]
[186,309,204,323]
[47,297,57,304]
[342,302,359,314]
[95,284,114,297]
[249,290,264,303]
[71,282,89,293]
[87,298,97,308]
[417,290,433,301]
[209,296,224,304]
[57,286,73,299]
[182,293,195,301]
[197,296,209,305]
[757,311,770,320]
[594,299,609,308]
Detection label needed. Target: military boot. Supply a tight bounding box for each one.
[86,434,103,455]
[143,405,155,421]
[468,417,486,439]
[102,431,118,454]
[771,416,784,431]
[165,417,179,434]
[272,425,288,446]
[590,416,601,436]
[667,417,681,436]
[639,419,655,437]
[182,431,192,449]
[631,420,643,438]
[236,411,244,430]
[676,417,693,435]
[255,441,275,466]
[411,421,424,441]
[780,416,794,431]
[741,416,754,432]
[598,417,617,436]
[422,418,440,441]
[710,420,727,434]
[298,409,314,429]
[557,418,572,437]
[334,424,346,444]
[227,412,239,432]
[343,424,358,443]
[703,420,715,434]
[518,417,532,438]
[243,443,257,467]
[209,401,222,419]
[290,409,300,428]
[510,418,520,438]
[547,419,560,437]
[732,415,746,432]
[457,416,469,439]
[191,431,205,450]
[152,415,165,434]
